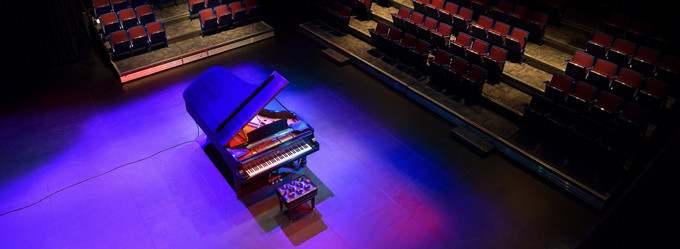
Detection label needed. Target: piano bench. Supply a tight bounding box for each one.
[276,175,318,222]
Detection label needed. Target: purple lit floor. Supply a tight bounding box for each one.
[0,33,598,248]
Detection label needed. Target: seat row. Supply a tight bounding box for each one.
[468,15,529,61]
[109,21,168,60]
[99,5,156,39]
[487,0,548,44]
[189,0,258,23]
[428,50,488,97]
[524,93,644,167]
[93,0,152,18]
[396,2,474,37]
[315,0,353,32]
[564,50,679,100]
[443,33,508,82]
[585,33,679,83]
[369,22,432,70]
[196,1,259,36]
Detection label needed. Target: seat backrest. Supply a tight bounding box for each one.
[621,102,649,124]
[467,64,487,83]
[128,25,146,39]
[456,32,473,46]
[437,23,453,35]
[477,15,494,29]
[401,33,417,46]
[457,7,473,19]
[642,78,669,96]
[549,72,574,91]
[634,46,661,63]
[443,2,459,14]
[492,21,510,35]
[529,10,548,24]
[471,39,489,53]
[430,0,444,8]
[572,82,597,100]
[572,51,594,67]
[596,91,623,111]
[607,13,631,27]
[451,56,468,71]
[509,27,528,47]
[375,22,389,34]
[414,39,431,53]
[423,17,438,29]
[591,31,613,46]
[611,39,636,54]
[411,12,425,24]
[593,59,617,76]
[660,55,680,72]
[511,5,529,17]
[617,68,643,86]
[488,46,507,60]
[387,28,402,40]
[495,0,513,12]
[398,7,411,18]
[215,4,230,16]
[433,49,453,64]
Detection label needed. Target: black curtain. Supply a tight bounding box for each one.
[40,0,93,67]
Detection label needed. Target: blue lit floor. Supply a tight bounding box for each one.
[0,32,598,248]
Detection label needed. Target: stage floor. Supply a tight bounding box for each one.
[0,30,599,248]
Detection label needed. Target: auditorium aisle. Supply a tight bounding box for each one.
[1,25,602,248]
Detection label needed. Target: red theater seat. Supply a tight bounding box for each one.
[428,49,453,82]
[461,64,487,97]
[416,17,438,42]
[215,4,232,31]
[630,46,661,77]
[391,7,411,30]
[109,30,131,60]
[394,33,417,61]
[229,1,247,26]
[438,2,459,26]
[425,0,444,19]
[445,56,469,88]
[566,81,597,114]
[590,91,623,125]
[406,39,431,70]
[607,38,636,68]
[448,32,473,59]
[188,0,206,20]
[412,0,428,14]
[244,0,260,21]
[604,13,630,38]
[146,21,167,50]
[466,39,489,66]
[637,78,669,110]
[487,21,510,48]
[482,45,507,83]
[585,32,613,59]
[127,25,148,55]
[507,5,529,28]
[452,7,473,34]
[118,8,139,30]
[565,51,595,82]
[471,15,494,40]
[545,104,578,139]
[616,102,651,138]
[100,12,122,37]
[611,68,643,100]
[431,22,453,48]
[523,95,554,130]
[505,27,528,63]
[135,4,155,26]
[369,21,390,50]
[490,0,513,23]
[404,12,425,36]
[199,8,217,37]
[544,72,574,103]
[587,59,618,91]
[525,10,548,44]
[93,0,113,18]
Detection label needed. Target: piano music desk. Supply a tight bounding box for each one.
[276,175,317,222]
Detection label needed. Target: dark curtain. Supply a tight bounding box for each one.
[40,0,93,67]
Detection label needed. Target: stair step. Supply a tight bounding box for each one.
[322,48,350,65]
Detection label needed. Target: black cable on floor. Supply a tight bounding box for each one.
[0,124,201,217]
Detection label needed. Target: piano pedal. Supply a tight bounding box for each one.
[268,174,282,185]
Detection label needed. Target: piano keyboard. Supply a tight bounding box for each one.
[243,140,312,178]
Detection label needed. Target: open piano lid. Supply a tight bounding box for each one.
[183,66,289,144]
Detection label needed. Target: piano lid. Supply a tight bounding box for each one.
[183,66,289,144]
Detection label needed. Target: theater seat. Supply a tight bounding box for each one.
[625,19,652,45]
[545,104,578,139]
[406,39,431,70]
[355,0,371,20]
[566,81,597,114]
[567,115,604,154]
[506,5,529,29]
[604,13,630,38]
[444,56,469,89]
[611,68,643,100]
[205,0,219,8]
[525,10,548,44]
[466,39,489,66]
[215,4,232,31]
[135,4,155,26]
[428,49,453,82]
[412,0,428,14]
[395,33,418,61]
[448,32,473,59]
[199,8,217,37]
[587,59,617,91]
[460,64,487,97]
[404,12,425,36]
[655,55,680,96]
[391,7,411,30]
[630,46,661,77]
[585,32,613,59]
[544,72,574,103]
[438,2,459,26]
[100,12,122,38]
[482,45,507,83]
[425,0,444,19]
[368,21,390,50]
[637,78,669,110]
[93,0,113,18]
[109,30,131,60]
[118,8,139,30]
[470,0,490,20]
[128,25,148,55]
[616,102,651,138]
[505,27,528,63]
[487,21,510,48]
[431,22,453,48]
[489,0,513,23]
[146,21,167,50]
[452,7,473,34]
[111,0,129,12]
[229,1,247,26]
[471,15,494,40]
[590,91,623,125]
[244,0,261,22]
[129,0,146,8]
[607,38,636,68]
[565,51,594,82]
[188,0,206,20]
[416,17,438,42]
[523,95,554,130]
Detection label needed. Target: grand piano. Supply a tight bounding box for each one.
[183,66,319,193]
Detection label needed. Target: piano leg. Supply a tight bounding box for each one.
[298,157,307,167]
